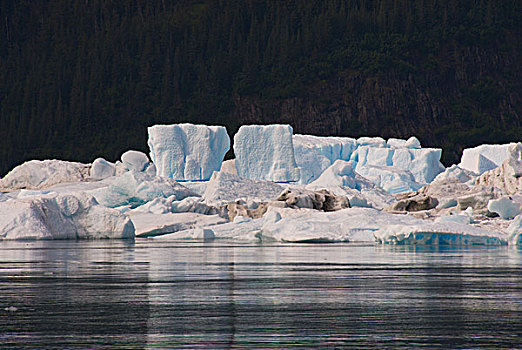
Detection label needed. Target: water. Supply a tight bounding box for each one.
[1,240,521,349]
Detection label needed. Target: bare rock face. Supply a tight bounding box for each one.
[476,143,522,195]
[386,194,438,212]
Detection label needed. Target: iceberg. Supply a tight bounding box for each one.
[307,160,375,191]
[129,212,226,237]
[476,143,522,195]
[351,146,444,185]
[0,193,134,240]
[148,123,230,181]
[355,164,422,194]
[357,136,386,148]
[293,134,356,184]
[0,160,90,190]
[90,158,116,180]
[487,197,521,220]
[121,150,150,172]
[234,124,300,182]
[459,143,518,174]
[374,222,507,245]
[432,164,477,184]
[93,171,196,208]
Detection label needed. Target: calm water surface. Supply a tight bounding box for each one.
[0,240,521,349]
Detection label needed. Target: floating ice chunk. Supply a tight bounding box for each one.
[307,160,375,191]
[487,197,521,220]
[148,123,230,181]
[121,150,149,172]
[0,160,90,190]
[203,171,283,206]
[234,124,300,182]
[459,143,518,174]
[506,214,522,245]
[374,222,506,245]
[90,158,116,180]
[0,192,134,240]
[357,136,386,148]
[293,134,356,184]
[93,171,196,208]
[129,212,226,237]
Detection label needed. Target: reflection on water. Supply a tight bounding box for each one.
[0,241,521,349]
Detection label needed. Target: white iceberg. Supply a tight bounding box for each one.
[0,193,134,240]
[307,160,375,191]
[148,123,230,181]
[121,150,150,172]
[93,171,196,208]
[355,164,422,194]
[432,164,477,184]
[234,124,300,182]
[487,197,521,220]
[0,160,90,190]
[90,158,116,180]
[476,143,522,195]
[459,143,518,174]
[351,146,444,186]
[293,134,356,184]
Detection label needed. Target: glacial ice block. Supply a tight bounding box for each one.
[0,160,90,190]
[234,124,300,182]
[352,146,444,184]
[147,123,230,181]
[293,134,356,184]
[0,193,134,240]
[90,158,116,180]
[121,150,149,172]
[93,171,197,208]
[459,143,518,174]
[308,160,375,191]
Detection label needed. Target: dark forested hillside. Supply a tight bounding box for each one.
[1,0,521,175]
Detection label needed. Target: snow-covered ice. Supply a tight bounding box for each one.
[307,160,375,191]
[148,123,230,181]
[0,160,90,190]
[459,143,518,174]
[234,124,300,182]
[0,192,134,240]
[203,171,283,206]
